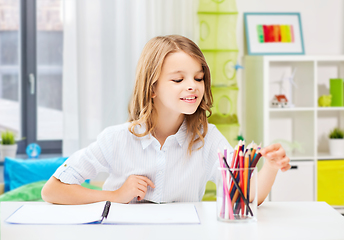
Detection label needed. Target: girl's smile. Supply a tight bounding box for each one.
[180,95,198,103]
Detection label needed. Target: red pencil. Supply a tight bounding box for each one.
[239,151,244,215]
[231,145,237,169]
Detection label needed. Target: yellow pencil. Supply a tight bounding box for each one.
[244,150,250,202]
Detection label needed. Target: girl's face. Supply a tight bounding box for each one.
[153,51,205,118]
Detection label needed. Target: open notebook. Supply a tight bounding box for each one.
[6,201,200,225]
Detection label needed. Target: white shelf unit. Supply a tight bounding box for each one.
[243,55,344,202]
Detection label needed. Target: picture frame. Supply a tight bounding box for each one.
[244,13,305,55]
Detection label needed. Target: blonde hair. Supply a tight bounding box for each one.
[128,35,213,154]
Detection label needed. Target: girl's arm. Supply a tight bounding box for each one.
[41,176,119,204]
[41,175,155,205]
[256,143,290,205]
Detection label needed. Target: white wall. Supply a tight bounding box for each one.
[235,0,344,136]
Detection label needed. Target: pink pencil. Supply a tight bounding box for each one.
[218,150,234,220]
[224,146,227,162]
[217,151,234,219]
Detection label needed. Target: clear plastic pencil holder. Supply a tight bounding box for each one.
[217,167,257,222]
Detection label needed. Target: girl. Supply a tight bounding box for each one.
[42,35,290,205]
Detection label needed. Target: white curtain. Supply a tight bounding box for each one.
[62,0,198,156]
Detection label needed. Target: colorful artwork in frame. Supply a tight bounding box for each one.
[244,13,305,55]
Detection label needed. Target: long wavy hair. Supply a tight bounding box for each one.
[128,35,213,154]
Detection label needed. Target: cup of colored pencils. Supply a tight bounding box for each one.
[216,141,262,222]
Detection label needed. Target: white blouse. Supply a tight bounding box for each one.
[53,120,233,203]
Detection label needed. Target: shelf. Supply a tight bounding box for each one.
[268,61,314,108]
[317,152,344,160]
[245,55,344,202]
[289,156,314,161]
[269,107,314,112]
[269,111,314,158]
[317,111,344,154]
[288,152,315,161]
[317,107,344,111]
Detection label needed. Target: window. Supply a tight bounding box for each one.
[0,0,63,154]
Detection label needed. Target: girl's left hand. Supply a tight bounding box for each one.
[260,143,291,172]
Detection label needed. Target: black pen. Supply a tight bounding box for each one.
[101,201,111,223]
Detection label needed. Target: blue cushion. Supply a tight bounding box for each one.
[4,157,68,192]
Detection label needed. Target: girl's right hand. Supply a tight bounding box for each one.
[115,175,155,203]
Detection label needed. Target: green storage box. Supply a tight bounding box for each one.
[211,86,238,117]
[198,0,237,13]
[317,160,344,206]
[214,123,239,147]
[208,113,239,147]
[208,112,238,125]
[198,13,237,50]
[329,78,344,107]
[202,181,217,201]
[203,50,238,86]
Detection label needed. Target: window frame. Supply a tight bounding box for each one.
[17,0,62,154]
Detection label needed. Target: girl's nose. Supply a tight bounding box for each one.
[186,78,197,91]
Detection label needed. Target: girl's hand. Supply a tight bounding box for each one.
[260,143,291,172]
[115,175,155,203]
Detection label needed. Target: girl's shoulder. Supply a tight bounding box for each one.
[205,122,222,138]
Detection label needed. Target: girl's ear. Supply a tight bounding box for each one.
[151,84,156,98]
[151,89,156,98]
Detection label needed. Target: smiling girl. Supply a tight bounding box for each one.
[42,35,290,205]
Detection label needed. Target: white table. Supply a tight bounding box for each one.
[2,201,344,240]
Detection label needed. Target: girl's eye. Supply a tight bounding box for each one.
[195,78,204,82]
[172,79,183,83]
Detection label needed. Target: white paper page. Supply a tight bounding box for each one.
[6,202,106,224]
[105,203,200,224]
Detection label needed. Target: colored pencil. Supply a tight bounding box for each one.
[230,145,237,169]
[244,149,250,214]
[250,143,257,165]
[224,146,227,162]
[246,150,252,215]
[239,151,245,215]
[217,151,234,220]
[251,151,262,168]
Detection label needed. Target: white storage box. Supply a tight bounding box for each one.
[270,161,314,201]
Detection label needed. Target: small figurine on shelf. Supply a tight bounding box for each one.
[318,95,332,107]
[271,94,289,108]
[270,68,297,108]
